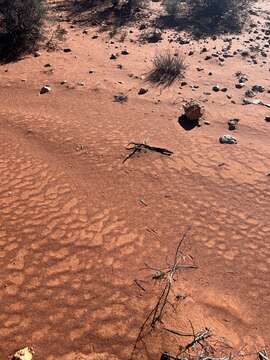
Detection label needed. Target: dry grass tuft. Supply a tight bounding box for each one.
[146,50,185,87]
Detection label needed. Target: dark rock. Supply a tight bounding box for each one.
[40,85,51,94]
[144,29,162,43]
[235,83,245,89]
[252,84,265,93]
[238,76,248,83]
[138,88,148,95]
[114,94,128,103]
[228,118,239,130]
[245,89,255,98]
[110,53,118,60]
[241,50,250,57]
[178,36,190,44]
[160,353,170,360]
[212,85,220,92]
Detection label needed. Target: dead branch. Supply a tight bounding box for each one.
[131,226,245,360]
[151,279,171,326]
[258,351,269,360]
[123,142,173,163]
[130,302,159,359]
[131,227,197,358]
[151,227,194,326]
[134,279,146,292]
[164,327,194,337]
[160,352,231,360]
[182,328,212,352]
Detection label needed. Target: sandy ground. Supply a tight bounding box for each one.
[0,1,269,359]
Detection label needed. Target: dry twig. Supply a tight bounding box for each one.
[258,351,269,360]
[123,142,173,163]
[131,227,196,358]
[182,327,211,352]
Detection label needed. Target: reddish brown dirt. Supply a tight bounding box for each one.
[0,1,269,359]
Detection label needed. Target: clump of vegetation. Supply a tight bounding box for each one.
[46,25,68,51]
[119,30,128,42]
[146,50,185,87]
[113,0,145,15]
[162,0,253,36]
[164,0,182,17]
[0,0,45,61]
[53,25,68,42]
[187,0,252,32]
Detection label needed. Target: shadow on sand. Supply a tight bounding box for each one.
[178,115,199,131]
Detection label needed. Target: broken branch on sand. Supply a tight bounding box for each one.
[134,279,146,292]
[161,354,231,360]
[164,327,194,337]
[182,327,212,352]
[258,351,269,360]
[123,142,173,163]
[131,227,197,358]
[161,323,233,360]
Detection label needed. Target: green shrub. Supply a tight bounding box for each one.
[0,0,45,59]
[164,0,181,16]
[162,0,253,35]
[189,0,252,32]
[112,0,145,15]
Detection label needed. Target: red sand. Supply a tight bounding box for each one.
[0,1,269,359]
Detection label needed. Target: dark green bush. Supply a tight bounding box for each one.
[162,0,253,35]
[112,0,145,17]
[187,0,251,29]
[0,0,45,60]
[164,0,181,17]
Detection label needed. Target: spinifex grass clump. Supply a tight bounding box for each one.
[147,50,186,87]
